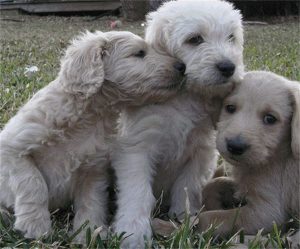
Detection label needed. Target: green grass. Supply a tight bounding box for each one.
[1,210,296,248]
[0,12,299,248]
[244,23,299,80]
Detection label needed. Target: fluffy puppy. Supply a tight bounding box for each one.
[0,31,185,240]
[113,0,244,247]
[198,71,300,236]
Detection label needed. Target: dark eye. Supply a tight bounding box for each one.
[186,35,204,45]
[134,50,146,58]
[225,104,236,114]
[228,33,235,42]
[263,114,277,125]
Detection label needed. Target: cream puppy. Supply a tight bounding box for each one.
[0,31,185,240]
[199,71,300,236]
[113,0,244,247]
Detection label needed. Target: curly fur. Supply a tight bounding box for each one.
[0,30,184,241]
[112,0,244,248]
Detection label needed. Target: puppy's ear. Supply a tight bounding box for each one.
[145,11,169,53]
[290,83,300,159]
[59,31,108,98]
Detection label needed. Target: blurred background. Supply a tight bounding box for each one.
[0,0,299,20]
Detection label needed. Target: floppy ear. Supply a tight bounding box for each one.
[290,83,300,159]
[145,10,169,52]
[59,31,108,98]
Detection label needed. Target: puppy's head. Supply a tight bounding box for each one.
[59,31,185,103]
[216,71,300,169]
[146,0,244,96]
[102,31,186,104]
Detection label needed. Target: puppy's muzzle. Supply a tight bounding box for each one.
[155,61,186,91]
[226,136,250,156]
[216,60,235,78]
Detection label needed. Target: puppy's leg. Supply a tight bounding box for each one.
[0,121,62,238]
[72,167,108,242]
[8,157,51,238]
[197,200,286,236]
[202,177,239,211]
[169,152,217,219]
[113,152,155,249]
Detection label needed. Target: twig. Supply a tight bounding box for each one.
[243,21,268,25]
[0,18,25,22]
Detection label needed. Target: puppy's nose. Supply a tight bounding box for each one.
[173,62,186,75]
[226,136,249,155]
[216,60,235,77]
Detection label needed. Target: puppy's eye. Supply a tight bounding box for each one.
[228,33,235,42]
[134,50,146,58]
[263,114,277,125]
[225,104,236,114]
[186,35,204,45]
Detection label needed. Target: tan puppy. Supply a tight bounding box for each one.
[198,71,300,236]
[0,31,185,240]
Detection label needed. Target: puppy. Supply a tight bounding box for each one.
[113,0,244,247]
[198,71,300,236]
[0,31,185,240]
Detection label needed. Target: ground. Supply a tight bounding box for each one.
[0,11,299,248]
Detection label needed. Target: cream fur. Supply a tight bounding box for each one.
[112,0,244,248]
[0,30,184,241]
[199,71,300,236]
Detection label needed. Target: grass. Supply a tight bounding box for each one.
[0,11,299,248]
[244,22,299,80]
[1,210,297,248]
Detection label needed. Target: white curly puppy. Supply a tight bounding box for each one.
[0,31,185,240]
[198,71,300,236]
[113,0,244,247]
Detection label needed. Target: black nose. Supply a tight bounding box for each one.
[226,136,249,156]
[173,62,186,75]
[216,60,235,77]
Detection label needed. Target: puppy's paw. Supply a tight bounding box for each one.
[71,225,108,245]
[168,205,185,220]
[152,218,178,237]
[114,216,152,249]
[14,209,51,238]
[196,211,227,236]
[196,212,212,233]
[168,204,199,221]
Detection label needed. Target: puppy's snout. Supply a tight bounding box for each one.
[173,62,186,75]
[226,136,249,156]
[216,60,235,77]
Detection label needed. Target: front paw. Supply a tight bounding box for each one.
[71,223,108,245]
[168,204,199,221]
[14,209,51,238]
[196,212,212,233]
[197,211,228,236]
[69,220,108,246]
[168,205,186,220]
[114,216,152,249]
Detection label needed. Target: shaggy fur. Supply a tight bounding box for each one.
[0,31,185,240]
[198,71,300,236]
[112,0,244,247]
